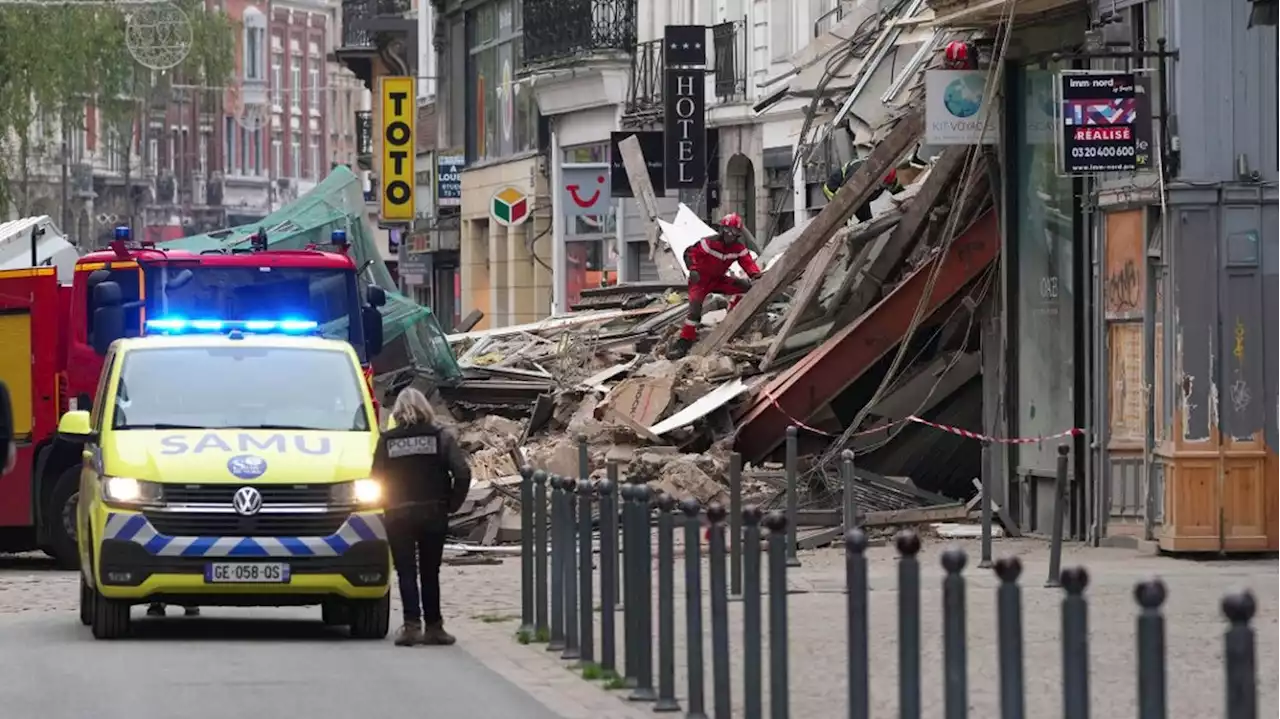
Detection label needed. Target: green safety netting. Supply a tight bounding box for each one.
[160,166,460,381]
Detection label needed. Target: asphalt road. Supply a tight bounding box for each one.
[0,608,566,719]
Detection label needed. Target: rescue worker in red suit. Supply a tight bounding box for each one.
[668,212,761,359]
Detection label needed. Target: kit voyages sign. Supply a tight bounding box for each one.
[663,68,706,188]
[1059,71,1142,174]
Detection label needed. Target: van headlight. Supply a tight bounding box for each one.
[102,477,164,506]
[331,479,382,506]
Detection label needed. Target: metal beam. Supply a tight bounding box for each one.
[732,210,1000,462]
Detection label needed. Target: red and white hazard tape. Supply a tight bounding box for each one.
[905,415,1084,445]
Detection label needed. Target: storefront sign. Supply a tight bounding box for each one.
[436,153,464,207]
[663,68,707,188]
[379,76,415,223]
[925,69,998,145]
[1058,71,1143,173]
[561,164,612,218]
[609,131,665,197]
[491,186,530,227]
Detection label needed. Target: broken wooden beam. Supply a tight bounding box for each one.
[691,107,924,356]
[617,135,684,283]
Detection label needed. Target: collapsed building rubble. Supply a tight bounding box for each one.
[421,22,1017,549]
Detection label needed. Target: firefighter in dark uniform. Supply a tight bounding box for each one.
[822,158,903,222]
[372,387,472,646]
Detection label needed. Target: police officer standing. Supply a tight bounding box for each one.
[1,380,15,477]
[373,387,472,646]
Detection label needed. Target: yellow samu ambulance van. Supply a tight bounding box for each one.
[59,321,391,640]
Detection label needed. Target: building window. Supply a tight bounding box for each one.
[308,64,320,112]
[243,8,267,81]
[310,134,321,179]
[770,0,791,61]
[252,129,262,175]
[466,0,538,163]
[272,132,283,177]
[291,131,301,178]
[198,133,207,175]
[223,116,234,173]
[291,52,302,110]
[169,129,177,174]
[271,50,283,103]
[148,137,159,175]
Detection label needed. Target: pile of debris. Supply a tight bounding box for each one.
[428,104,1013,548]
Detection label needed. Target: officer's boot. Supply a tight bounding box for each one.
[146,603,166,617]
[421,621,456,646]
[666,336,693,360]
[184,606,200,617]
[394,619,423,646]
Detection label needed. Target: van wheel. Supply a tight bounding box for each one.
[91,590,131,640]
[348,594,390,639]
[47,465,81,571]
[78,577,94,626]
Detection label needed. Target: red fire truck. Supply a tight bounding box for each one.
[0,227,386,568]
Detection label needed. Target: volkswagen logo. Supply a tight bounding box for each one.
[232,486,263,516]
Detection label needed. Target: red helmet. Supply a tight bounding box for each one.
[884,168,898,186]
[718,212,744,229]
[944,40,977,70]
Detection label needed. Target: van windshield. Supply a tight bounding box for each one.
[110,346,370,432]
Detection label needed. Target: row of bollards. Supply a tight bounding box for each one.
[516,446,1261,719]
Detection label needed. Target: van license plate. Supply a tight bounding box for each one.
[204,562,291,583]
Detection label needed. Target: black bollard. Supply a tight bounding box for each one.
[533,469,549,639]
[681,499,708,719]
[707,503,732,719]
[941,549,968,719]
[841,449,857,531]
[627,485,656,702]
[783,426,801,567]
[763,511,790,719]
[519,465,535,636]
[896,530,922,719]
[577,479,595,667]
[608,460,622,611]
[1045,444,1070,588]
[994,557,1025,719]
[654,493,681,712]
[1059,567,1090,719]
[729,453,744,597]
[1222,590,1258,719]
[548,475,566,652]
[598,478,618,675]
[621,484,639,687]
[743,507,764,719]
[978,441,993,569]
[1133,580,1167,719]
[562,479,580,661]
[845,529,869,719]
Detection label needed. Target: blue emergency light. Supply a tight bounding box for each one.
[114,226,131,241]
[144,318,320,334]
[331,229,348,246]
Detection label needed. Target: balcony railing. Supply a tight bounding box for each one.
[356,110,373,156]
[711,19,747,102]
[624,38,663,118]
[340,0,410,49]
[523,0,637,66]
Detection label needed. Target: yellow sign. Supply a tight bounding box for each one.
[379,76,415,223]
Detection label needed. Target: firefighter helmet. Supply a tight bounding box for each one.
[944,41,977,69]
[718,212,744,229]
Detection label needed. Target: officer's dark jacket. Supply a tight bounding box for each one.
[371,421,472,529]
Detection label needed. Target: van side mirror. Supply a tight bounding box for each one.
[57,410,95,441]
[367,285,387,308]
[362,305,384,358]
